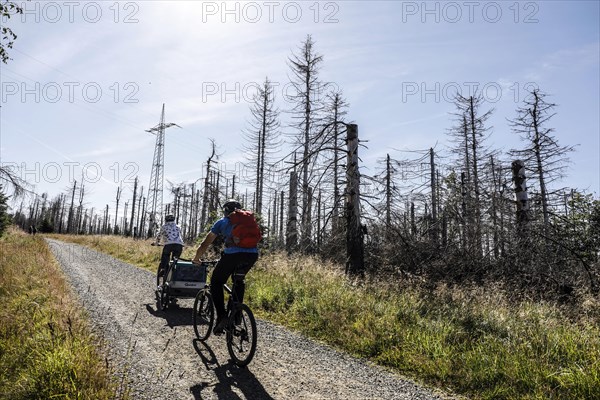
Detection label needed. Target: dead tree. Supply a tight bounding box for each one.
[128,177,138,236]
[103,204,109,234]
[450,93,494,257]
[345,124,364,276]
[135,186,144,238]
[385,154,392,229]
[286,171,299,253]
[279,191,285,247]
[67,180,77,233]
[114,185,121,234]
[243,77,281,217]
[512,160,530,229]
[323,91,349,232]
[200,140,217,231]
[76,181,85,234]
[429,148,438,245]
[509,89,574,230]
[288,34,325,251]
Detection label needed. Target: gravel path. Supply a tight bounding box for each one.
[47,239,456,400]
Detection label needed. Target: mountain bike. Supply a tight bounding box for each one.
[192,261,258,367]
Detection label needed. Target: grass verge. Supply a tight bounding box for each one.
[50,233,600,399]
[0,228,125,399]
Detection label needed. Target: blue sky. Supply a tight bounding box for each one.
[1,0,598,213]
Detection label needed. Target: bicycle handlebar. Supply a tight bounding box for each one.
[191,259,219,267]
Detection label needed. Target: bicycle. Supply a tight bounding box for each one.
[192,260,258,367]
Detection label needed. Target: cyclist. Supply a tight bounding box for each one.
[155,214,184,279]
[192,199,259,335]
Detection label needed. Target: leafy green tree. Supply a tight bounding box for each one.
[0,185,12,236]
[39,217,54,234]
[563,192,600,262]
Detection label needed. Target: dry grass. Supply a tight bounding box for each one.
[0,228,124,399]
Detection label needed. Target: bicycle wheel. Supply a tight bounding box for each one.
[226,304,257,367]
[157,283,169,311]
[156,264,161,287]
[193,291,214,341]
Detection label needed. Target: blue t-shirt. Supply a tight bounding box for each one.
[210,217,259,254]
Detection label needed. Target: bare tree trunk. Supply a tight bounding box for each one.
[286,171,298,253]
[430,148,438,245]
[305,186,313,252]
[532,102,549,229]
[385,153,392,229]
[76,182,84,234]
[255,121,263,215]
[468,97,482,257]
[129,177,138,237]
[490,156,499,258]
[460,172,468,251]
[123,201,129,235]
[332,104,341,232]
[279,191,285,247]
[258,95,268,216]
[301,75,312,251]
[136,186,144,238]
[139,197,147,238]
[214,170,220,214]
[104,204,109,234]
[201,142,216,231]
[512,160,530,230]
[272,191,278,244]
[316,190,322,251]
[345,124,364,276]
[58,194,66,233]
[410,202,416,238]
[67,180,77,233]
[114,185,121,235]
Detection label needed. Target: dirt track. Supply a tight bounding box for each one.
[47,239,453,400]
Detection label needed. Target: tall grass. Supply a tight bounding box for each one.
[0,229,124,399]
[52,233,600,399]
[44,234,199,273]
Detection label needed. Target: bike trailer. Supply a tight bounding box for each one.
[165,260,207,298]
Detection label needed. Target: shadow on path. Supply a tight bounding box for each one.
[145,301,194,328]
[190,339,274,400]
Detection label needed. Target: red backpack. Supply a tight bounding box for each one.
[227,210,262,248]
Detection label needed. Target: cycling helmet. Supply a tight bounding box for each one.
[222,199,242,216]
[165,214,175,222]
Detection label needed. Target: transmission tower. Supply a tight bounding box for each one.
[146,104,180,238]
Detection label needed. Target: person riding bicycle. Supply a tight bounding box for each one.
[192,199,259,335]
[155,214,184,279]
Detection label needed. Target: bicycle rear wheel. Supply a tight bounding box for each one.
[156,271,170,311]
[193,291,214,341]
[226,304,257,367]
[157,283,169,311]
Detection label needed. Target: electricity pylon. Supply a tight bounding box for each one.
[146,104,180,238]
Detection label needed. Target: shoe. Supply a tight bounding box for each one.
[213,317,227,335]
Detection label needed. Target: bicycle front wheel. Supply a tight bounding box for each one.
[226,304,257,367]
[193,291,214,341]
